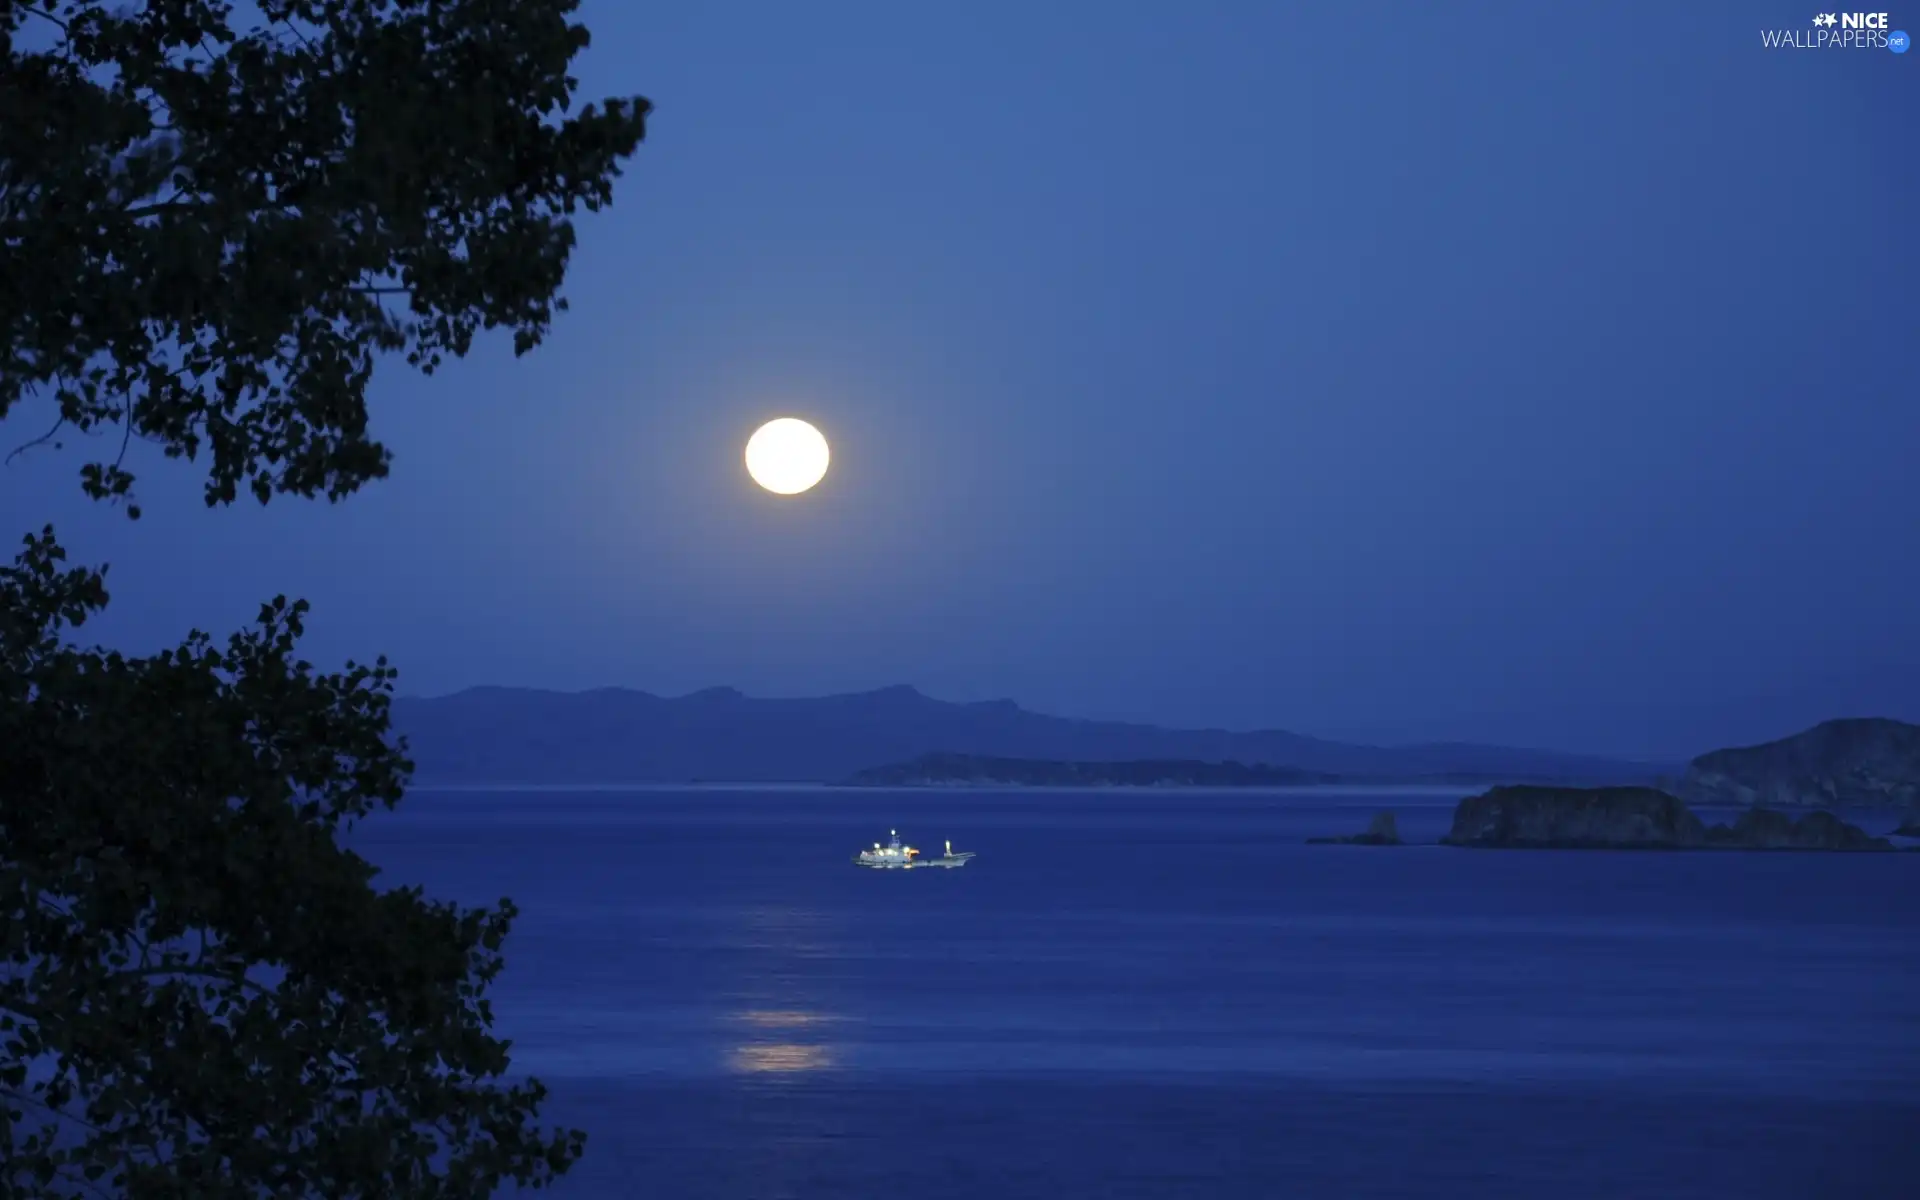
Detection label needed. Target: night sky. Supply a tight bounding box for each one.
[3,0,1914,761]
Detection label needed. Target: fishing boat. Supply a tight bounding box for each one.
[853,830,974,869]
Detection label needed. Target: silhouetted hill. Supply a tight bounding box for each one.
[843,753,1340,787]
[391,685,1668,785]
[1676,717,1920,809]
[1439,785,1894,851]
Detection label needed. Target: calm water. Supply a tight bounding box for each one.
[353,788,1920,1199]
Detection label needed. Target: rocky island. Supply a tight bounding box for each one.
[1306,812,1402,845]
[1438,785,1894,851]
[1675,717,1920,810]
[842,752,1339,788]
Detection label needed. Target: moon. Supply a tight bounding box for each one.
[744,418,831,495]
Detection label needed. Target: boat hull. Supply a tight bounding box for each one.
[852,853,974,869]
[910,854,974,869]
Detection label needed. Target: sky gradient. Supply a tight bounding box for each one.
[3,0,1914,761]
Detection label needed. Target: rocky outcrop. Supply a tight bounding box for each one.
[1441,785,1894,851]
[1442,786,1706,848]
[1677,718,1920,809]
[1307,811,1401,846]
[1702,808,1893,851]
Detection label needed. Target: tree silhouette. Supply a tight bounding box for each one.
[2,0,647,514]
[0,2,647,1193]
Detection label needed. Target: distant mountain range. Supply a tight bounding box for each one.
[843,753,1342,788]
[391,685,1672,785]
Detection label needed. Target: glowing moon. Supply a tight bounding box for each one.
[744,418,830,495]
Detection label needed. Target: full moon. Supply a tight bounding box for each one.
[744,418,831,495]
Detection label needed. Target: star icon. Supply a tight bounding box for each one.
[1813,12,1838,26]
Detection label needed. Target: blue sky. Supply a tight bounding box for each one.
[3,0,1914,760]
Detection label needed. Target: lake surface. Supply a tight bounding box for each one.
[352,787,1920,1198]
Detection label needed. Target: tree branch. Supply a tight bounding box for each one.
[5,414,66,465]
[0,1085,110,1139]
[273,16,317,52]
[116,965,276,1001]
[18,6,71,37]
[113,390,134,471]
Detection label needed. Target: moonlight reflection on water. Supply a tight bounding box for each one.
[730,1009,839,1074]
[730,1044,835,1074]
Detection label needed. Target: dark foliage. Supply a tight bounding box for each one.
[1,0,649,513]
[1,1,648,1193]
[2,530,584,1194]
